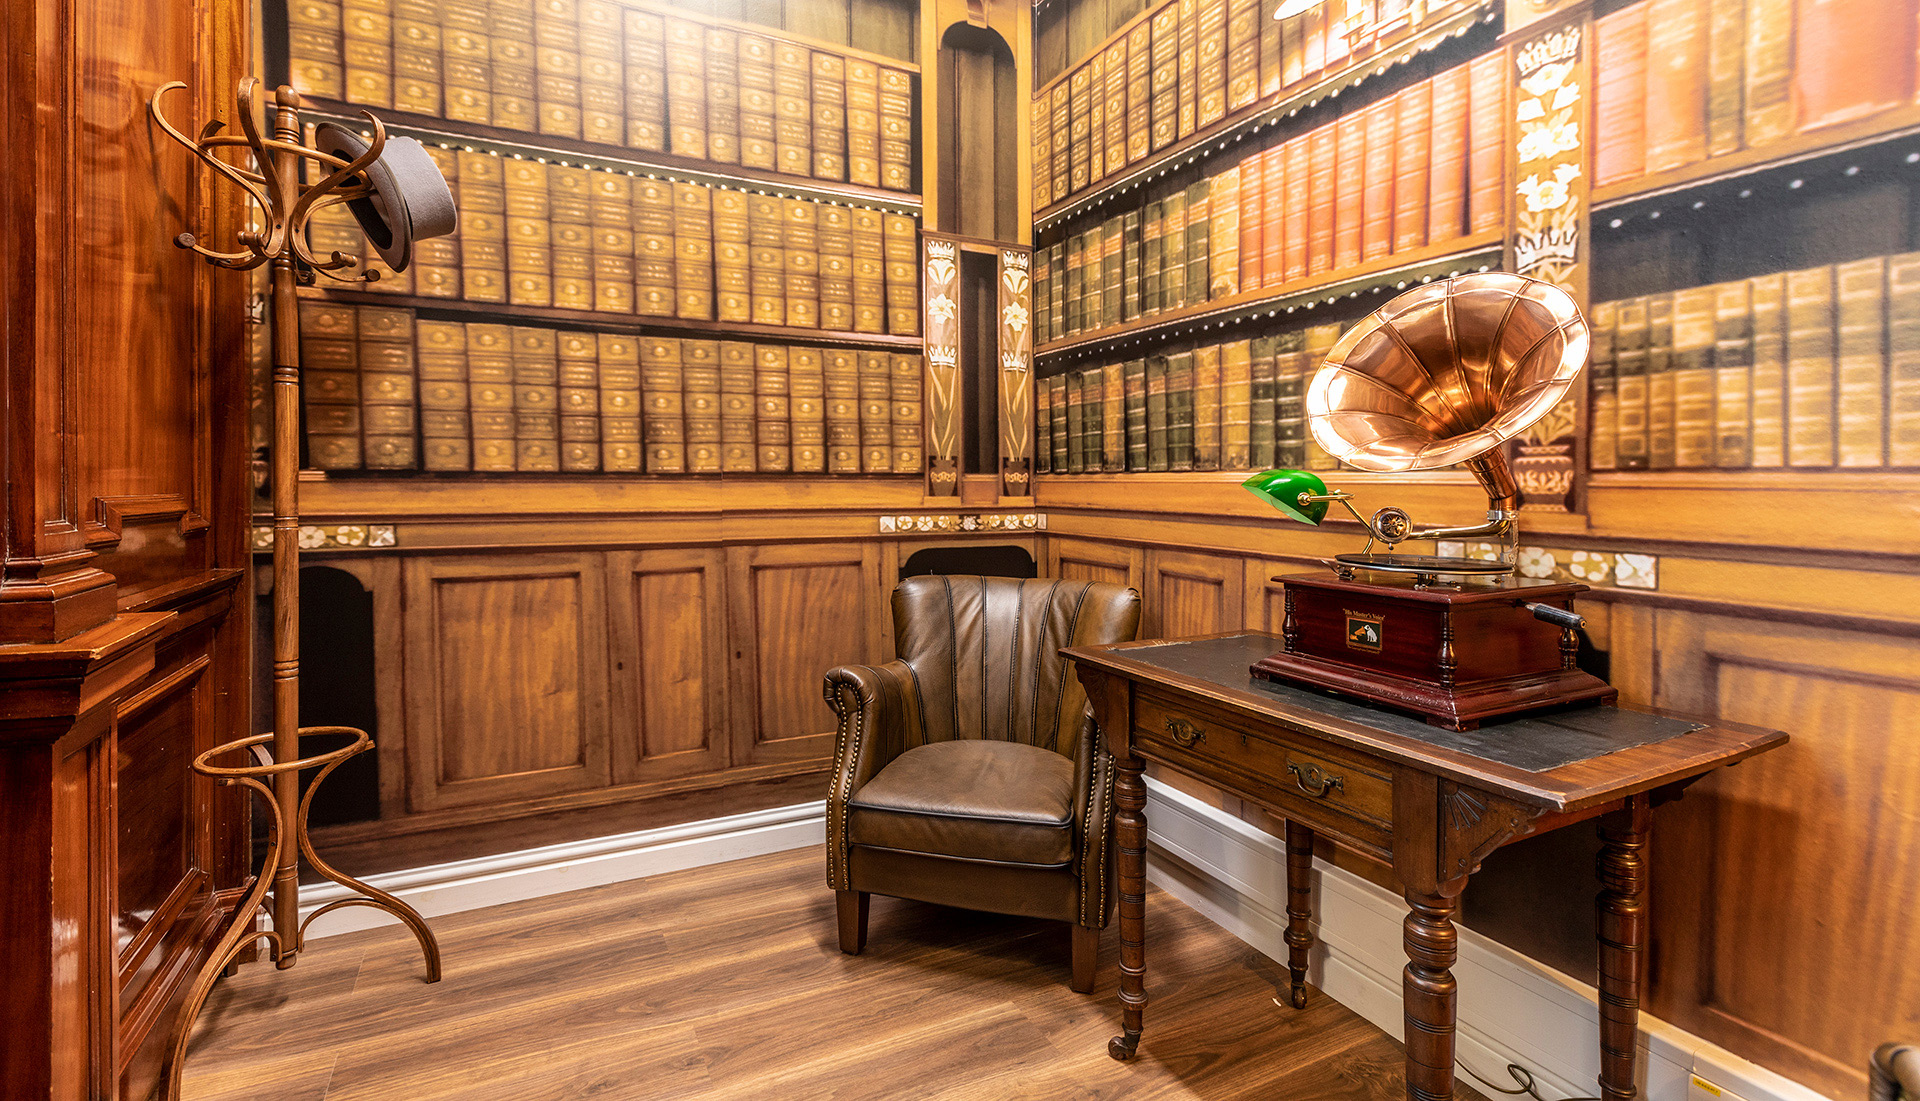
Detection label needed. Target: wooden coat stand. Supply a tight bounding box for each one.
[148,79,441,1100]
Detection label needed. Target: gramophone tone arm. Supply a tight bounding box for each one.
[1361,505,1515,547]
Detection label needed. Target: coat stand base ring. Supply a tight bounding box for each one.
[161,726,441,1100]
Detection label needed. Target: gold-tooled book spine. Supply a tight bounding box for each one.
[812,51,848,182]
[598,331,643,473]
[719,340,758,472]
[533,0,583,140]
[466,323,514,471]
[489,0,537,133]
[664,15,707,158]
[682,337,721,473]
[509,323,560,472]
[503,157,552,308]
[790,346,827,473]
[672,181,714,321]
[825,349,862,473]
[754,343,792,472]
[417,317,473,471]
[890,352,922,473]
[557,329,602,472]
[633,175,677,317]
[783,199,820,330]
[858,350,893,473]
[704,25,741,165]
[623,8,667,152]
[712,189,752,324]
[641,334,688,474]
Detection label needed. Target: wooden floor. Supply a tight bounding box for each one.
[182,845,1483,1101]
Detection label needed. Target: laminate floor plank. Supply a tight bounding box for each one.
[182,845,1484,1101]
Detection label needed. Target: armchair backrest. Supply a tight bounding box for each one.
[892,575,1141,758]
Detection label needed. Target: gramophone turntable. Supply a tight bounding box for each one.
[1243,273,1616,730]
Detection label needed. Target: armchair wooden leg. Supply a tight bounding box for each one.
[1071,924,1100,993]
[836,890,869,955]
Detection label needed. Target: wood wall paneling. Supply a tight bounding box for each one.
[725,542,886,768]
[1643,613,1920,1098]
[402,554,612,811]
[1047,535,1143,590]
[608,548,733,784]
[1143,548,1243,639]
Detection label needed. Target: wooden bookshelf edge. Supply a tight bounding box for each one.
[300,288,927,349]
[300,101,924,214]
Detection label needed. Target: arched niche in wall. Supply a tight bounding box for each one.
[253,564,383,828]
[936,21,1019,242]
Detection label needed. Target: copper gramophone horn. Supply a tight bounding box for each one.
[1303,272,1588,566]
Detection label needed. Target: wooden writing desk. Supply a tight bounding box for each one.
[1063,632,1787,1101]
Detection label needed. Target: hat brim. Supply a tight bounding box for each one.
[310,123,458,272]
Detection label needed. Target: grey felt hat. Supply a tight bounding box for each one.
[312,122,458,272]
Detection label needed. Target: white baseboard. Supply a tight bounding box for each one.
[299,800,826,939]
[1142,777,1834,1101]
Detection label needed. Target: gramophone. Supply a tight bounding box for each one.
[1243,273,1616,730]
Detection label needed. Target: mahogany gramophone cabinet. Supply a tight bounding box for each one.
[1243,274,1615,731]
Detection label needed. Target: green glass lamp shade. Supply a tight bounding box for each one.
[1242,469,1331,525]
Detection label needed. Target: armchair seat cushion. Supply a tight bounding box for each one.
[847,740,1078,868]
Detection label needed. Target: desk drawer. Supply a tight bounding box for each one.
[1132,688,1394,854]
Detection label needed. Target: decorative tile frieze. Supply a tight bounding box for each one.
[252,523,396,550]
[878,513,1046,534]
[1436,541,1657,590]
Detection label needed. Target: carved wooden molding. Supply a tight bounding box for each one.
[1440,780,1541,881]
[86,493,208,551]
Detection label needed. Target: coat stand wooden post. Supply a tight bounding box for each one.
[147,78,442,1101]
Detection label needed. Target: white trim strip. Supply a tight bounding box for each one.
[299,801,827,938]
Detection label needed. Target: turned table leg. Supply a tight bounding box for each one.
[1109,751,1149,1061]
[1284,819,1316,1009]
[1596,797,1652,1101]
[1403,889,1461,1101]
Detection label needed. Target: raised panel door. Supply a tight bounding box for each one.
[402,554,611,810]
[726,543,886,768]
[608,548,731,784]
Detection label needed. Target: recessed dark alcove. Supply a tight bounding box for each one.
[900,545,1038,579]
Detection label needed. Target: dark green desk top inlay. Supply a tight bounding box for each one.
[1114,634,1704,774]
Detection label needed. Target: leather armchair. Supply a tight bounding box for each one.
[823,575,1142,992]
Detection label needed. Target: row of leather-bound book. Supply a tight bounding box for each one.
[286,0,916,190]
[308,139,921,335]
[1594,0,1920,189]
[1034,322,1359,475]
[1589,253,1920,472]
[298,301,924,474]
[1033,54,1506,344]
[1032,0,1485,210]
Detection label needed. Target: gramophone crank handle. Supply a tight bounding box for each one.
[1523,602,1585,630]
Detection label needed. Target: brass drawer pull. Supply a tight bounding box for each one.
[1287,761,1345,799]
[1165,718,1205,747]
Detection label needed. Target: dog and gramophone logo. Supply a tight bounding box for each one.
[1343,610,1385,654]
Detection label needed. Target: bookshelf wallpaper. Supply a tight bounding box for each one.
[286,0,917,191]
[1030,0,1485,210]
[1032,54,1506,346]
[300,301,924,474]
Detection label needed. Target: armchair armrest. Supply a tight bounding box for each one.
[823,660,921,890]
[1070,708,1117,929]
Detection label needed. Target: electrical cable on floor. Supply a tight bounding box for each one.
[1458,1059,1601,1101]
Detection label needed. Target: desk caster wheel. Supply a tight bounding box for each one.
[1108,1031,1141,1061]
